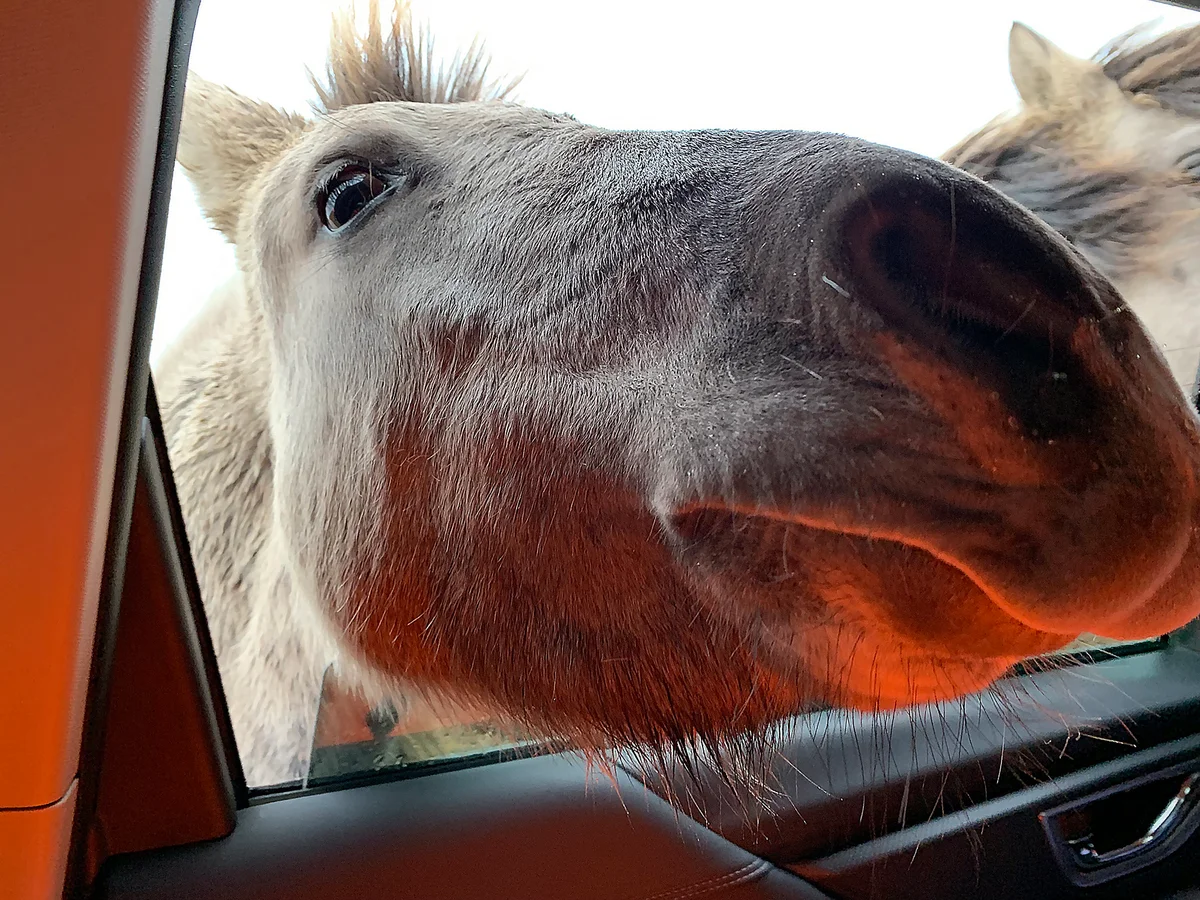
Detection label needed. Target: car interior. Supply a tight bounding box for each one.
[8,0,1200,898]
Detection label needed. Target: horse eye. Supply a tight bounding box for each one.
[318,165,391,231]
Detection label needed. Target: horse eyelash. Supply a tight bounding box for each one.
[310,159,401,204]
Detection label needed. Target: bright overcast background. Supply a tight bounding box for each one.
[153,0,1200,360]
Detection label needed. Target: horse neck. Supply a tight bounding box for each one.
[153,277,277,656]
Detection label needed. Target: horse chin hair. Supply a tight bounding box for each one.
[593,676,1090,833]
[534,717,789,819]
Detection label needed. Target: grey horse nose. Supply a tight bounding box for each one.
[827,163,1110,440]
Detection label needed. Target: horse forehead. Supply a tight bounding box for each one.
[306,100,579,154]
[247,124,946,317]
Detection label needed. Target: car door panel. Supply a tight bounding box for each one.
[98,753,835,900]
[792,736,1200,899]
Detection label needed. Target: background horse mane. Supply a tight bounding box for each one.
[1100,23,1200,116]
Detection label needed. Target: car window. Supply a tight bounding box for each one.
[155,0,1200,792]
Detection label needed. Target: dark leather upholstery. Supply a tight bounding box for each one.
[98,754,834,899]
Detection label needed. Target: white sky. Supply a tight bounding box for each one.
[153,0,1200,359]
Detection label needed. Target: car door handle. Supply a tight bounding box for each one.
[1040,767,1200,887]
[1068,772,1200,869]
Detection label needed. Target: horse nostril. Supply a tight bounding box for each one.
[835,168,1105,440]
[871,223,921,286]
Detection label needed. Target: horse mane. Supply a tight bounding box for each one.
[1099,22,1200,118]
[311,0,523,112]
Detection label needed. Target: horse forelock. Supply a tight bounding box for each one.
[311,0,523,112]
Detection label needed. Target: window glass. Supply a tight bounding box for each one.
[156,0,1200,791]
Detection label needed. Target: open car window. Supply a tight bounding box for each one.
[153,0,1200,802]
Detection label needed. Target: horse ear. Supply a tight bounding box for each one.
[1009,22,1113,109]
[177,74,309,240]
